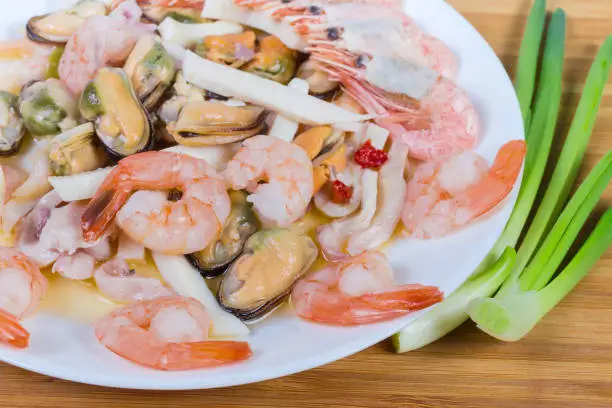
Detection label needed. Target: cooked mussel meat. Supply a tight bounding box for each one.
[297,59,339,99]
[79,68,153,158]
[218,229,318,322]
[187,191,260,278]
[195,31,256,69]
[138,0,203,23]
[293,126,347,193]
[167,101,266,146]
[27,0,107,45]
[19,79,78,136]
[48,122,107,176]
[124,35,176,110]
[0,92,25,156]
[244,36,297,85]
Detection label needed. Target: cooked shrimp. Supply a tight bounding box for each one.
[0,39,52,93]
[338,71,479,161]
[94,258,174,302]
[279,3,456,79]
[81,151,230,255]
[292,251,443,326]
[224,135,314,227]
[232,0,475,161]
[95,296,252,370]
[0,247,47,348]
[402,140,526,238]
[237,1,456,78]
[59,0,154,94]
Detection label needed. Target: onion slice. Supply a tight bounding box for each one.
[49,167,113,202]
[268,78,309,142]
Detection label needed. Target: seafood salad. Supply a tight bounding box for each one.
[0,0,525,371]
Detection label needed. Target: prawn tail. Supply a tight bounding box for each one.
[360,284,444,311]
[462,139,527,218]
[293,287,366,326]
[0,309,29,349]
[162,341,253,370]
[81,179,131,242]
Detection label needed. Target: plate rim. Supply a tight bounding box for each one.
[0,0,525,390]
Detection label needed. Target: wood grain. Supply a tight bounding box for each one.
[1,0,612,407]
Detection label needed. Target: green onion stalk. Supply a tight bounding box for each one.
[467,31,612,341]
[515,0,546,130]
[392,3,564,353]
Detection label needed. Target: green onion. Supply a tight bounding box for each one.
[468,208,612,341]
[519,151,612,291]
[504,34,612,279]
[392,248,516,353]
[468,33,612,339]
[490,8,566,259]
[391,4,565,353]
[469,34,612,340]
[515,0,546,128]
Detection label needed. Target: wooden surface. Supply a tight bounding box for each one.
[2,0,612,407]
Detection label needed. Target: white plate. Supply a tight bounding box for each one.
[0,0,524,389]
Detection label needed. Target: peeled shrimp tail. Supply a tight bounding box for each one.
[152,341,252,371]
[360,285,444,310]
[95,296,252,370]
[457,140,527,218]
[293,288,440,326]
[81,169,131,242]
[96,325,252,371]
[292,281,444,326]
[0,309,29,349]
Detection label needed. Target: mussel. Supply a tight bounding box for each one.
[218,229,318,322]
[244,36,297,85]
[19,79,79,136]
[293,126,347,193]
[27,0,107,45]
[297,59,339,99]
[79,68,153,158]
[48,122,107,176]
[195,31,256,69]
[167,100,267,146]
[187,190,260,278]
[123,35,177,110]
[0,91,25,156]
[139,1,203,23]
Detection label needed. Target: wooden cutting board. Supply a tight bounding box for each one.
[1,1,611,407]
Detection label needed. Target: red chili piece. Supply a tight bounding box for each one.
[331,180,353,204]
[354,139,388,169]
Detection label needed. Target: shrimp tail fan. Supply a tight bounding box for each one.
[0,309,29,349]
[81,169,131,242]
[360,285,444,310]
[162,341,253,371]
